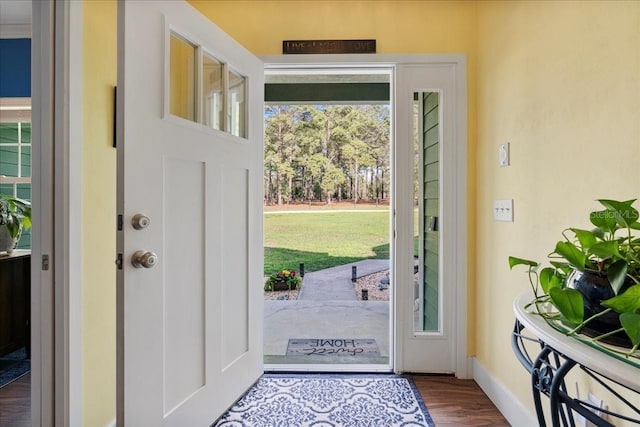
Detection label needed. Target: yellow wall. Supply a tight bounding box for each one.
[189,0,477,55]
[79,0,639,423]
[476,0,640,417]
[82,1,117,425]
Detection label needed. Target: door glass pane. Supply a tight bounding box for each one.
[413,91,440,333]
[202,54,224,131]
[169,32,197,121]
[228,70,246,138]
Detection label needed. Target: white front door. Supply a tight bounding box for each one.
[116,1,264,425]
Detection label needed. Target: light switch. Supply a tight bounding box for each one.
[499,143,510,167]
[494,199,514,222]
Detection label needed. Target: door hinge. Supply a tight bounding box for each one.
[117,214,123,231]
[42,254,50,271]
[116,253,123,270]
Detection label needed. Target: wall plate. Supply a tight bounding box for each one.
[499,142,510,167]
[494,199,513,222]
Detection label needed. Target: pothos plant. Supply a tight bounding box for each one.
[509,199,640,359]
[0,193,32,240]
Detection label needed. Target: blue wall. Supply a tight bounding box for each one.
[0,38,31,97]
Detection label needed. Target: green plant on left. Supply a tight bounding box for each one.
[0,193,32,239]
[509,199,640,358]
[264,269,302,292]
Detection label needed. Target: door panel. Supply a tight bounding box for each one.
[221,167,249,368]
[163,158,206,415]
[116,1,264,425]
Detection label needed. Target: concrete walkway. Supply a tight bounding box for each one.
[297,259,389,301]
[264,259,391,365]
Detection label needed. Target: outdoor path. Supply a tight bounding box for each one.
[297,259,389,301]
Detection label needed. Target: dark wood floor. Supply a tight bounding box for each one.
[0,373,509,426]
[0,372,30,427]
[413,374,509,426]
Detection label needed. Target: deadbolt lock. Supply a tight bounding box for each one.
[132,214,151,230]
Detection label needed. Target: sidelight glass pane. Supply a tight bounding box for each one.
[202,53,224,131]
[169,32,197,121]
[413,91,440,333]
[228,70,246,138]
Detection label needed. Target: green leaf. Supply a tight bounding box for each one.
[601,285,640,313]
[598,199,639,227]
[588,240,621,260]
[570,228,598,250]
[539,267,562,294]
[508,256,538,269]
[549,287,584,324]
[590,209,618,232]
[554,241,586,270]
[606,260,628,295]
[549,261,570,270]
[630,221,640,231]
[620,312,640,347]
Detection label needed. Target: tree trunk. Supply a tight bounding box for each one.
[268,166,273,204]
[276,172,282,205]
[353,160,359,204]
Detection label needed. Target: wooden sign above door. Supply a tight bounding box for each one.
[283,39,376,55]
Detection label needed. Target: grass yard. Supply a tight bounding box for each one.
[264,210,391,275]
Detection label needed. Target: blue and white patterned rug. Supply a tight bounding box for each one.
[214,374,434,426]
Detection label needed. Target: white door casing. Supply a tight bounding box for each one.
[116,1,264,425]
[262,56,468,377]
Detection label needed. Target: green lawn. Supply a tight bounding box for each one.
[264,211,391,275]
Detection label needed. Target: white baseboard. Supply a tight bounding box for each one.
[473,358,537,427]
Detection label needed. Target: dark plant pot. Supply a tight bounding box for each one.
[566,269,633,348]
[272,282,296,291]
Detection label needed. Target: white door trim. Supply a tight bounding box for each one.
[262,54,469,378]
[32,0,84,424]
[31,1,54,424]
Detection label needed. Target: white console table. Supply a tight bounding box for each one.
[512,292,639,427]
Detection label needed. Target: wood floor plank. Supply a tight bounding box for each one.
[0,372,30,427]
[412,374,510,426]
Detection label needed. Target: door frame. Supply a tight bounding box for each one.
[262,54,469,378]
[32,0,84,425]
[45,50,467,424]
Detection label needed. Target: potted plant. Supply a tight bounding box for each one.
[264,269,302,292]
[509,199,640,359]
[0,193,32,254]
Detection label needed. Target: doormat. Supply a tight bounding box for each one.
[213,374,435,426]
[286,338,379,356]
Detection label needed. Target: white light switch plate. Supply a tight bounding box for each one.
[494,199,514,222]
[499,142,510,167]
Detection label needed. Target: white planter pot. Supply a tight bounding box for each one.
[0,225,19,254]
